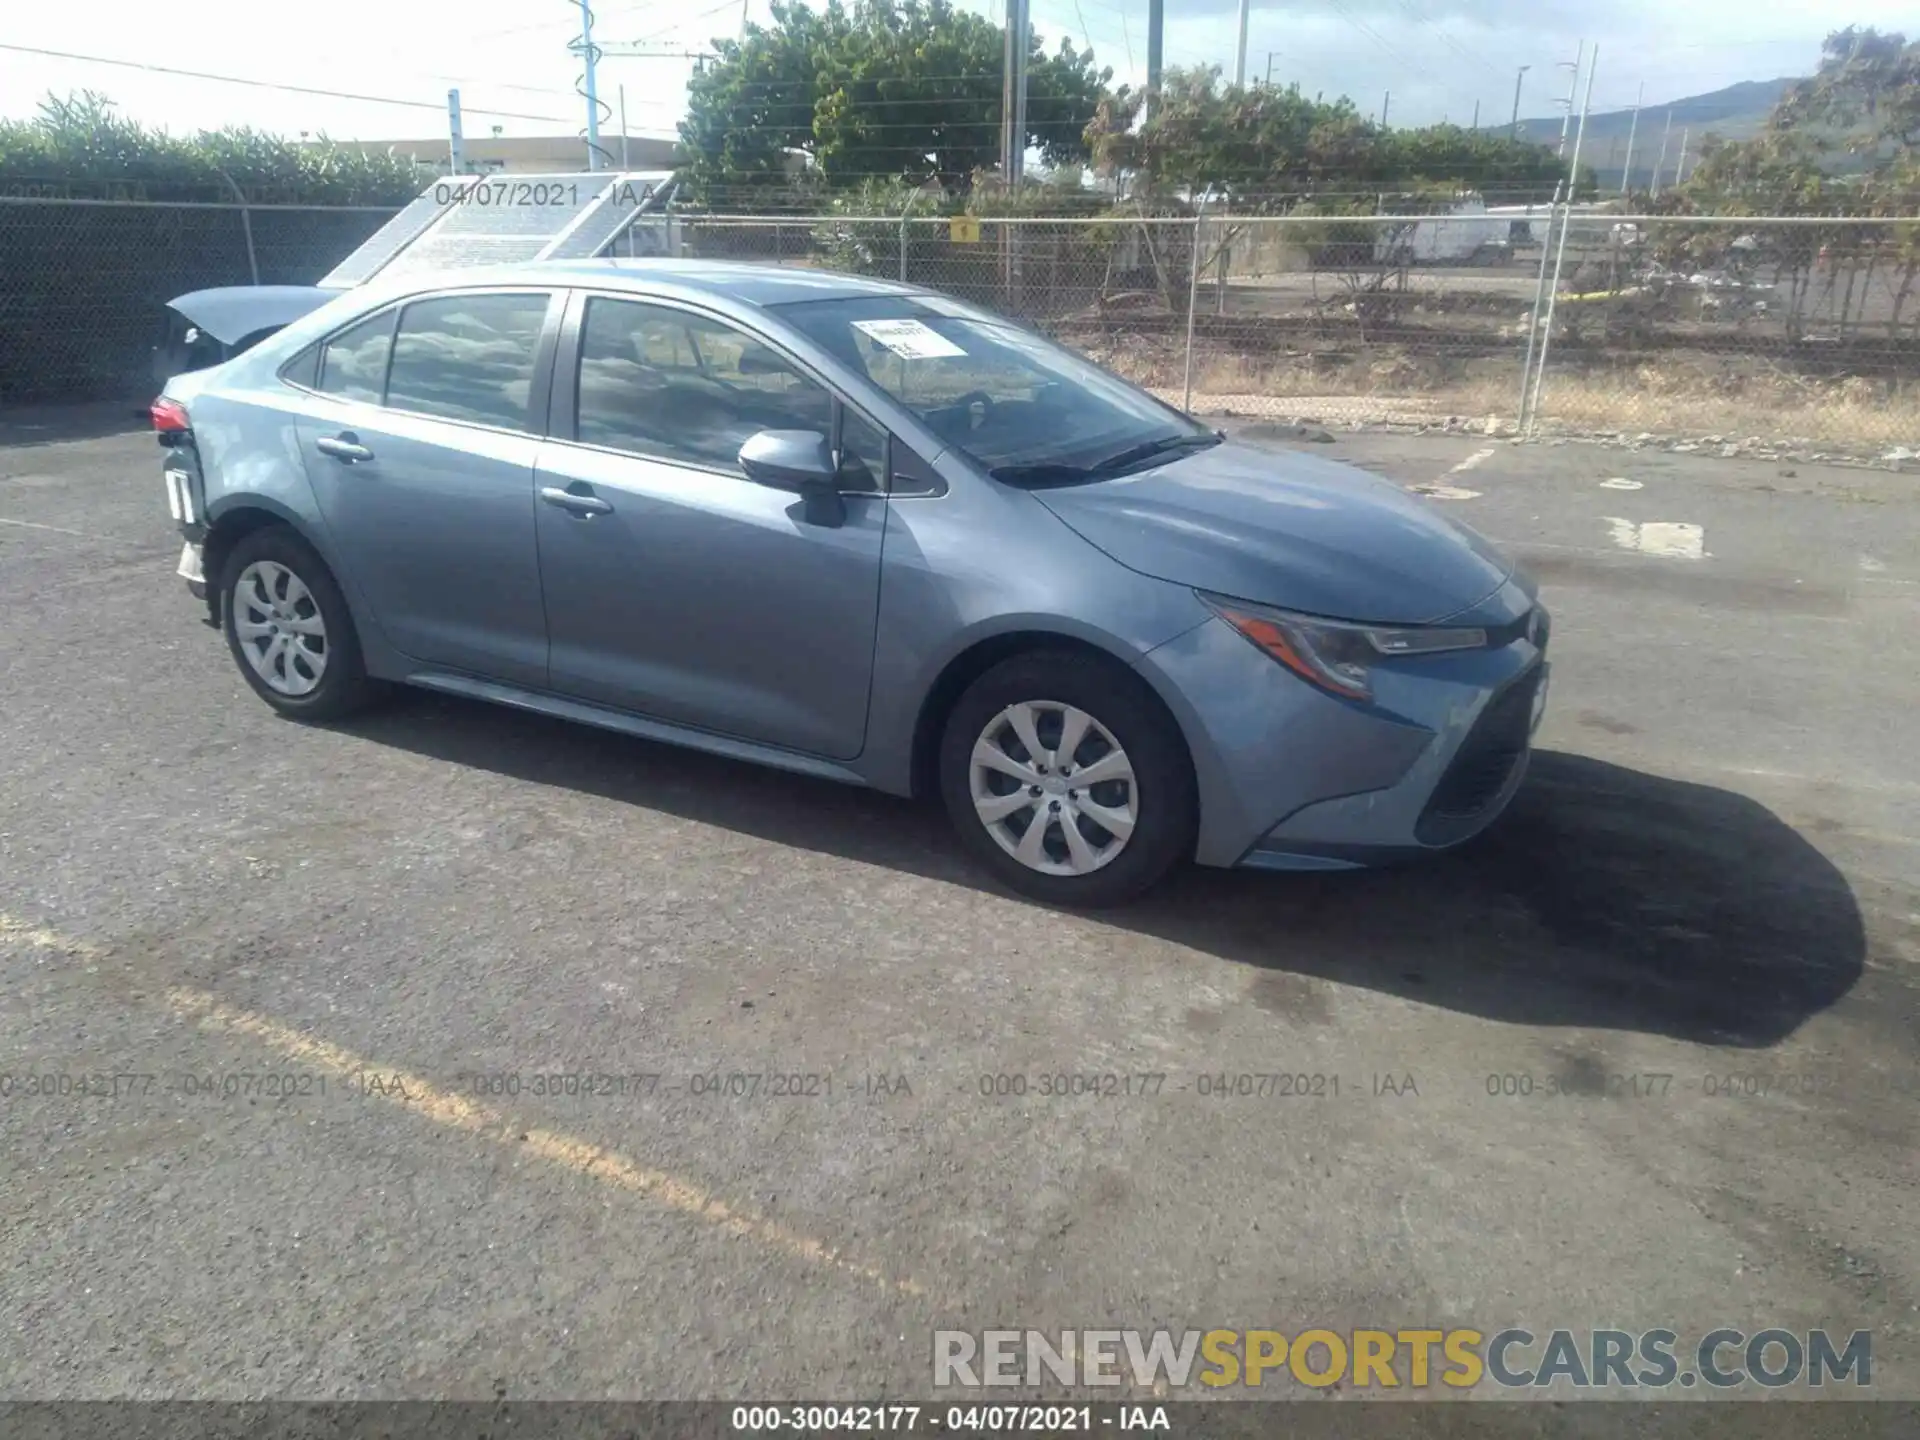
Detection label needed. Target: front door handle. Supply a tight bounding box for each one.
[315,433,374,464]
[540,485,613,517]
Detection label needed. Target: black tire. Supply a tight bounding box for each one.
[938,650,1197,908]
[219,525,381,722]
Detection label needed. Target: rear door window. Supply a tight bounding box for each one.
[384,292,553,431]
[314,312,394,403]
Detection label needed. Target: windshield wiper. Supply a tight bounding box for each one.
[1084,431,1221,476]
[989,432,1220,487]
[988,459,1097,485]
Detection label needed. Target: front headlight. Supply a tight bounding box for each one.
[1197,591,1487,701]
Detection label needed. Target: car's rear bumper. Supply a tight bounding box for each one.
[1136,614,1549,870]
[177,540,208,602]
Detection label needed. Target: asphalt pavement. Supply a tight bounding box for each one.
[2,403,1917,1417]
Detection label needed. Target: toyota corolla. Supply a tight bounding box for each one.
[153,259,1549,906]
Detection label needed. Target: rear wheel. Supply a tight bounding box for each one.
[938,651,1196,907]
[219,526,380,721]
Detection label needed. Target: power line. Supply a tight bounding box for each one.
[0,43,579,124]
[1066,0,1097,55]
[625,0,743,45]
[450,2,653,43]
[1390,0,1505,84]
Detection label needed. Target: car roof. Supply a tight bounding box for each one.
[451,258,932,307]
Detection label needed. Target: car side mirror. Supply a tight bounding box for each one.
[738,429,845,526]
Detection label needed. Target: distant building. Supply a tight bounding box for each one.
[314,134,681,176]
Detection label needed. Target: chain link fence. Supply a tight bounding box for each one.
[7,195,1917,454]
[1518,214,1920,451]
[1180,210,1546,434]
[686,208,1919,450]
[679,209,1546,436]
[0,196,398,401]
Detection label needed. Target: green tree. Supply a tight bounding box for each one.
[1087,67,1564,204]
[679,0,1110,203]
[1774,26,1920,153]
[1774,27,1920,338]
[1667,29,1920,338]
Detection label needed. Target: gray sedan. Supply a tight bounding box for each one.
[153,259,1549,906]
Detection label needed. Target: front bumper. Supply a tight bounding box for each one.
[1241,659,1547,870]
[1137,610,1549,870]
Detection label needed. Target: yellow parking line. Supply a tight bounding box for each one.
[2,912,929,1302]
[161,986,927,1298]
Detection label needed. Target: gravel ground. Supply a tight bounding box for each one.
[2,403,1917,1426]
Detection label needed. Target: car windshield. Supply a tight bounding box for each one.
[772,294,1218,484]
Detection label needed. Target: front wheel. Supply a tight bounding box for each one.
[219,526,380,721]
[938,651,1197,908]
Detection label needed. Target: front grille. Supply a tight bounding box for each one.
[1415,666,1542,841]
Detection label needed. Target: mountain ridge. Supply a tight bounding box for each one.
[1481,77,1798,188]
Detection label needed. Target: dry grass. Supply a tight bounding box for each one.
[1523,362,1918,449]
[1082,332,1919,451]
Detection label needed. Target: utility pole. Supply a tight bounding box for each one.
[1510,65,1529,140]
[1011,0,1028,177]
[1266,52,1279,87]
[1471,99,1480,131]
[1001,0,1029,185]
[1527,44,1597,433]
[446,88,466,176]
[1651,109,1672,196]
[1675,127,1689,186]
[1146,0,1164,117]
[618,84,630,169]
[1557,42,1583,157]
[575,0,603,170]
[1233,0,1249,87]
[1381,90,1390,128]
[1620,81,1642,193]
[1567,46,1595,192]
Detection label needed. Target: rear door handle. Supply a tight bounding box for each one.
[315,433,374,464]
[540,485,613,517]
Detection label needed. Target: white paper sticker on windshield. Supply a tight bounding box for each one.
[851,318,966,359]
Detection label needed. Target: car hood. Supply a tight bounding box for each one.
[166,285,342,345]
[1031,438,1515,624]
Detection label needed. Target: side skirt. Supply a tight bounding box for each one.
[402,671,873,789]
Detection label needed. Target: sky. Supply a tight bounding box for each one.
[0,0,1908,150]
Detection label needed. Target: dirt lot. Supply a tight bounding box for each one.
[2,405,1919,1428]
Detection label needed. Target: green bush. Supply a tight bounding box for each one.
[0,91,424,205]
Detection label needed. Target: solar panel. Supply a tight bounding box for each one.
[324,173,679,286]
[372,174,603,279]
[320,182,478,288]
[542,175,675,259]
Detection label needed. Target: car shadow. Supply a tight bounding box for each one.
[343,691,1865,1049]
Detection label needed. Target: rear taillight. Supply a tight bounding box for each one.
[152,395,192,449]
